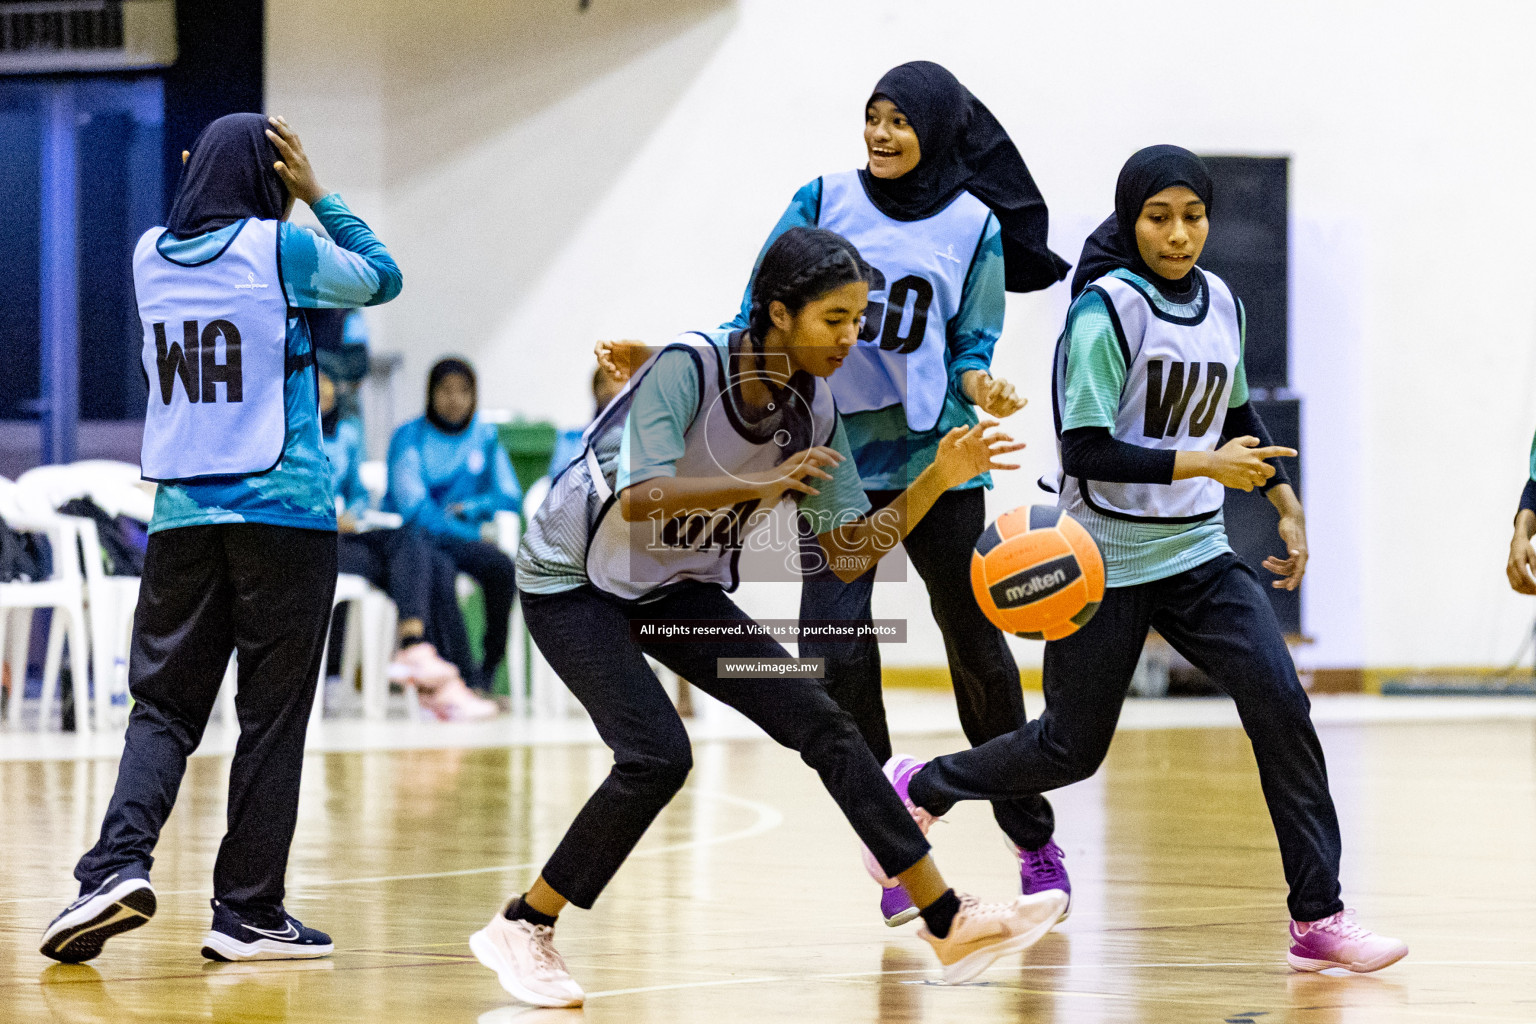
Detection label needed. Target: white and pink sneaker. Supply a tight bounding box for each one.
[388,643,460,687]
[1288,910,1408,973]
[418,677,499,722]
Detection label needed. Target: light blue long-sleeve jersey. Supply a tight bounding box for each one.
[383,417,522,543]
[321,418,369,518]
[728,177,1004,490]
[149,193,402,533]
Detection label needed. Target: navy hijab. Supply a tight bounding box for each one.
[859,61,1069,293]
[165,113,289,239]
[426,357,478,436]
[1070,145,1214,300]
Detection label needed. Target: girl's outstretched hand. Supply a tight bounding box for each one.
[594,339,652,383]
[963,371,1027,419]
[1507,520,1536,595]
[1195,436,1296,491]
[1262,483,1308,590]
[933,419,1025,490]
[265,116,328,206]
[1265,513,1309,590]
[750,446,842,505]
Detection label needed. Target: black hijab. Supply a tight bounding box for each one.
[425,357,477,435]
[165,113,289,239]
[1069,145,1214,300]
[858,61,1069,293]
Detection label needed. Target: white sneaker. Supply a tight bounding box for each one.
[469,906,584,1008]
[918,890,1068,984]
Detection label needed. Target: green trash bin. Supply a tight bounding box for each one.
[498,420,558,494]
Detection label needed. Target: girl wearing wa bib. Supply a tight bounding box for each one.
[883,147,1408,975]
[43,114,402,966]
[474,229,1067,1007]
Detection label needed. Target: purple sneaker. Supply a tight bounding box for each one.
[879,884,920,927]
[1014,839,1071,922]
[1288,910,1408,973]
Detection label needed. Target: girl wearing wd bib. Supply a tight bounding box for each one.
[474,229,1067,1008]
[602,62,1073,926]
[43,114,401,966]
[883,147,1408,973]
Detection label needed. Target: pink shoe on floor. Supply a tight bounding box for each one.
[862,756,941,888]
[1288,910,1408,973]
[388,643,460,687]
[419,677,499,722]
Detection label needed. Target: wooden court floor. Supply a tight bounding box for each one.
[2,716,1534,1023]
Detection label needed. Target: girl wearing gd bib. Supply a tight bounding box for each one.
[474,228,1067,1009]
[880,147,1409,973]
[42,115,401,965]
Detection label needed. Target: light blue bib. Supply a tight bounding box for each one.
[134,219,290,482]
[817,170,991,432]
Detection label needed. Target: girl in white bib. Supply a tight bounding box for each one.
[884,146,1408,975]
[475,228,1068,1006]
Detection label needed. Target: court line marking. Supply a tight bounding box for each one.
[1,789,782,907]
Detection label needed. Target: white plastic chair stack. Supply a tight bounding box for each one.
[17,461,151,731]
[0,478,91,733]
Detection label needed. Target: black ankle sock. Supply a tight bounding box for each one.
[919,889,961,939]
[504,895,557,928]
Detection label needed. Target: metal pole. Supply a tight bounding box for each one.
[39,80,80,466]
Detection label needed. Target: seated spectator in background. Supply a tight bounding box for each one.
[384,357,520,693]
[549,361,626,478]
[321,370,497,721]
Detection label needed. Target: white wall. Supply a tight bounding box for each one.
[268,0,1536,670]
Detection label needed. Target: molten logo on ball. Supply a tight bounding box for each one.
[991,555,1082,608]
[971,506,1106,641]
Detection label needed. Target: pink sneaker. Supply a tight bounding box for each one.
[1288,910,1408,973]
[861,756,941,887]
[388,643,459,687]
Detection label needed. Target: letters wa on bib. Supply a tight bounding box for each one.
[135,218,290,482]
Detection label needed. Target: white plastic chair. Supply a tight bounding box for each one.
[68,516,138,728]
[0,479,92,733]
[357,460,389,511]
[316,572,398,721]
[17,464,147,731]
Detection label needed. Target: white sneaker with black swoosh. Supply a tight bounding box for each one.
[200,899,334,961]
[40,870,157,963]
[918,890,1069,984]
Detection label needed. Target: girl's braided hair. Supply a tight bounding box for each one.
[747,227,872,341]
